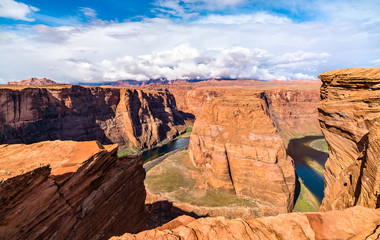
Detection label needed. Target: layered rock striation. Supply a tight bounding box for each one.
[188,95,296,213]
[0,140,147,239]
[144,81,321,138]
[112,206,380,240]
[0,85,186,149]
[318,67,380,211]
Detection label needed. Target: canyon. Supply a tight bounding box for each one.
[143,80,322,140]
[143,80,321,218]
[0,140,147,240]
[0,85,186,150]
[113,68,380,239]
[1,68,380,239]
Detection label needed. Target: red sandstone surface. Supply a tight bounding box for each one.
[318,67,380,211]
[112,206,380,240]
[189,95,296,213]
[0,85,186,149]
[0,140,147,239]
[7,77,57,86]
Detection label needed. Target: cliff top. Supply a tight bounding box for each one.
[0,140,118,182]
[0,84,171,94]
[0,84,73,90]
[319,68,380,82]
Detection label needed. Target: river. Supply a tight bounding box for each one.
[141,137,190,162]
[287,136,328,201]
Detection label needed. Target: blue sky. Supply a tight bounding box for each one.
[0,0,379,83]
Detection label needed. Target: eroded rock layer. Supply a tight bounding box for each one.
[318,67,380,211]
[0,85,186,149]
[188,95,296,213]
[112,206,380,240]
[144,81,321,138]
[0,140,148,240]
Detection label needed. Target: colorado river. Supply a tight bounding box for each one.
[142,137,190,162]
[287,136,328,201]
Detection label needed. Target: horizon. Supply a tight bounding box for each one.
[1,0,379,83]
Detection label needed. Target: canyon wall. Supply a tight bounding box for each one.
[0,140,147,239]
[112,206,380,240]
[318,68,380,211]
[0,85,186,149]
[144,81,321,138]
[188,95,296,213]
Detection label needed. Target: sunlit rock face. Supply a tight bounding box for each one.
[0,140,148,240]
[112,206,380,240]
[318,67,380,211]
[0,85,186,149]
[188,95,296,213]
[143,80,322,138]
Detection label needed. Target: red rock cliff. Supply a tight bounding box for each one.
[0,140,147,239]
[0,85,186,149]
[318,68,380,211]
[188,95,296,213]
[112,206,380,240]
[144,81,321,138]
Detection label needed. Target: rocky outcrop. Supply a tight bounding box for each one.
[0,140,147,239]
[318,67,380,211]
[0,85,186,149]
[111,206,380,240]
[7,77,57,85]
[188,95,296,213]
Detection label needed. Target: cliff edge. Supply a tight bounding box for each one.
[0,140,148,240]
[318,67,380,211]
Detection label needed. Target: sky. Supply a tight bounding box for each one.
[0,0,379,83]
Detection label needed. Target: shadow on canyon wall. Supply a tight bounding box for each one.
[146,201,206,230]
[0,86,188,146]
[0,87,115,144]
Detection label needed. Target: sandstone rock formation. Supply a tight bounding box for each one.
[0,140,147,239]
[144,80,321,138]
[0,85,186,149]
[111,206,380,240]
[318,67,380,211]
[188,95,296,213]
[7,77,57,85]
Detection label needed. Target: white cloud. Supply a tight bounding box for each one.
[182,0,246,10]
[0,0,38,21]
[153,0,247,18]
[79,7,97,19]
[198,12,292,24]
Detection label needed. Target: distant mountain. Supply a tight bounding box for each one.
[110,78,241,87]
[7,77,57,86]
[111,78,170,87]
